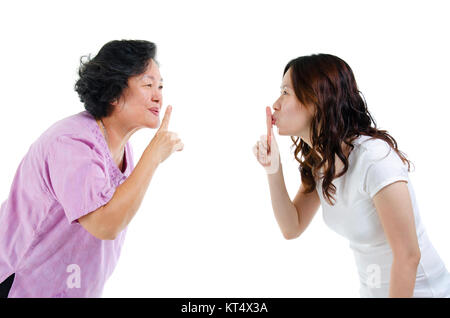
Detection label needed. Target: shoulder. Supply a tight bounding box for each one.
[349,135,409,178]
[353,135,398,162]
[351,136,410,198]
[40,111,96,141]
[355,135,409,178]
[42,112,106,159]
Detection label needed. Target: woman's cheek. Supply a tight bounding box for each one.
[144,95,153,105]
[285,101,296,117]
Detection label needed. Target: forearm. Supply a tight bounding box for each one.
[388,258,419,297]
[267,163,300,238]
[103,147,160,236]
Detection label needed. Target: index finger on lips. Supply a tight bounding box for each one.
[266,106,272,152]
[158,105,172,132]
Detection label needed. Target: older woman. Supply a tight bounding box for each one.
[253,54,450,297]
[0,40,183,297]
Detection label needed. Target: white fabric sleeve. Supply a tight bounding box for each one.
[361,140,409,199]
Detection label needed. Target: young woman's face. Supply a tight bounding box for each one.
[272,68,315,142]
[114,58,163,129]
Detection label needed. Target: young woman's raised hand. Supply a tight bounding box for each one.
[253,106,280,174]
[147,105,184,164]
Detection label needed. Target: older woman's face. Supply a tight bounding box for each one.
[272,68,314,140]
[115,58,163,129]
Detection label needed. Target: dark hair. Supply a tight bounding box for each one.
[74,40,157,119]
[284,54,413,205]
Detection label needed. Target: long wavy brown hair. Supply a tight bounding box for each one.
[285,54,413,205]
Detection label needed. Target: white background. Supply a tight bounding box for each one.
[0,0,449,297]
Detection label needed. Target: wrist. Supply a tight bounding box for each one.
[266,162,281,175]
[143,147,161,168]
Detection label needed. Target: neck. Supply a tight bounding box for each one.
[97,116,136,165]
[318,141,352,175]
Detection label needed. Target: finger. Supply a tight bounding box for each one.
[252,144,258,158]
[170,132,179,141]
[174,141,184,151]
[255,142,268,165]
[266,106,272,152]
[259,135,268,151]
[158,105,172,132]
[258,141,268,164]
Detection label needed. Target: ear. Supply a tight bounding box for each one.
[111,88,129,109]
[111,97,126,110]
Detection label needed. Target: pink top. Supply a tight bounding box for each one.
[0,111,135,297]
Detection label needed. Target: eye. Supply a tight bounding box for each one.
[146,84,153,87]
[159,85,163,90]
[281,89,288,95]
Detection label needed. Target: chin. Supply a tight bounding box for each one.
[146,120,159,129]
[277,126,288,136]
[278,128,301,138]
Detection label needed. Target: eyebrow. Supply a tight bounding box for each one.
[142,75,163,82]
[280,85,291,90]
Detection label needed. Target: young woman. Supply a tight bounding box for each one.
[0,40,183,297]
[253,54,450,297]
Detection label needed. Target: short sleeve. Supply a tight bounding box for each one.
[47,135,116,224]
[361,140,409,199]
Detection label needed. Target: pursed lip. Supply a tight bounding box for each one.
[148,107,160,115]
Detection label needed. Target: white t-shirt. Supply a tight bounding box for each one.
[316,135,450,297]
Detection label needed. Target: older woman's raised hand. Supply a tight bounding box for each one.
[147,105,184,164]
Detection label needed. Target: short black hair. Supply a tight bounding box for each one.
[74,40,157,119]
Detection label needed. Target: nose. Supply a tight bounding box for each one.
[152,88,162,106]
[272,97,281,111]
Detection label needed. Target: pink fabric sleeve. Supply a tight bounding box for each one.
[47,135,116,224]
